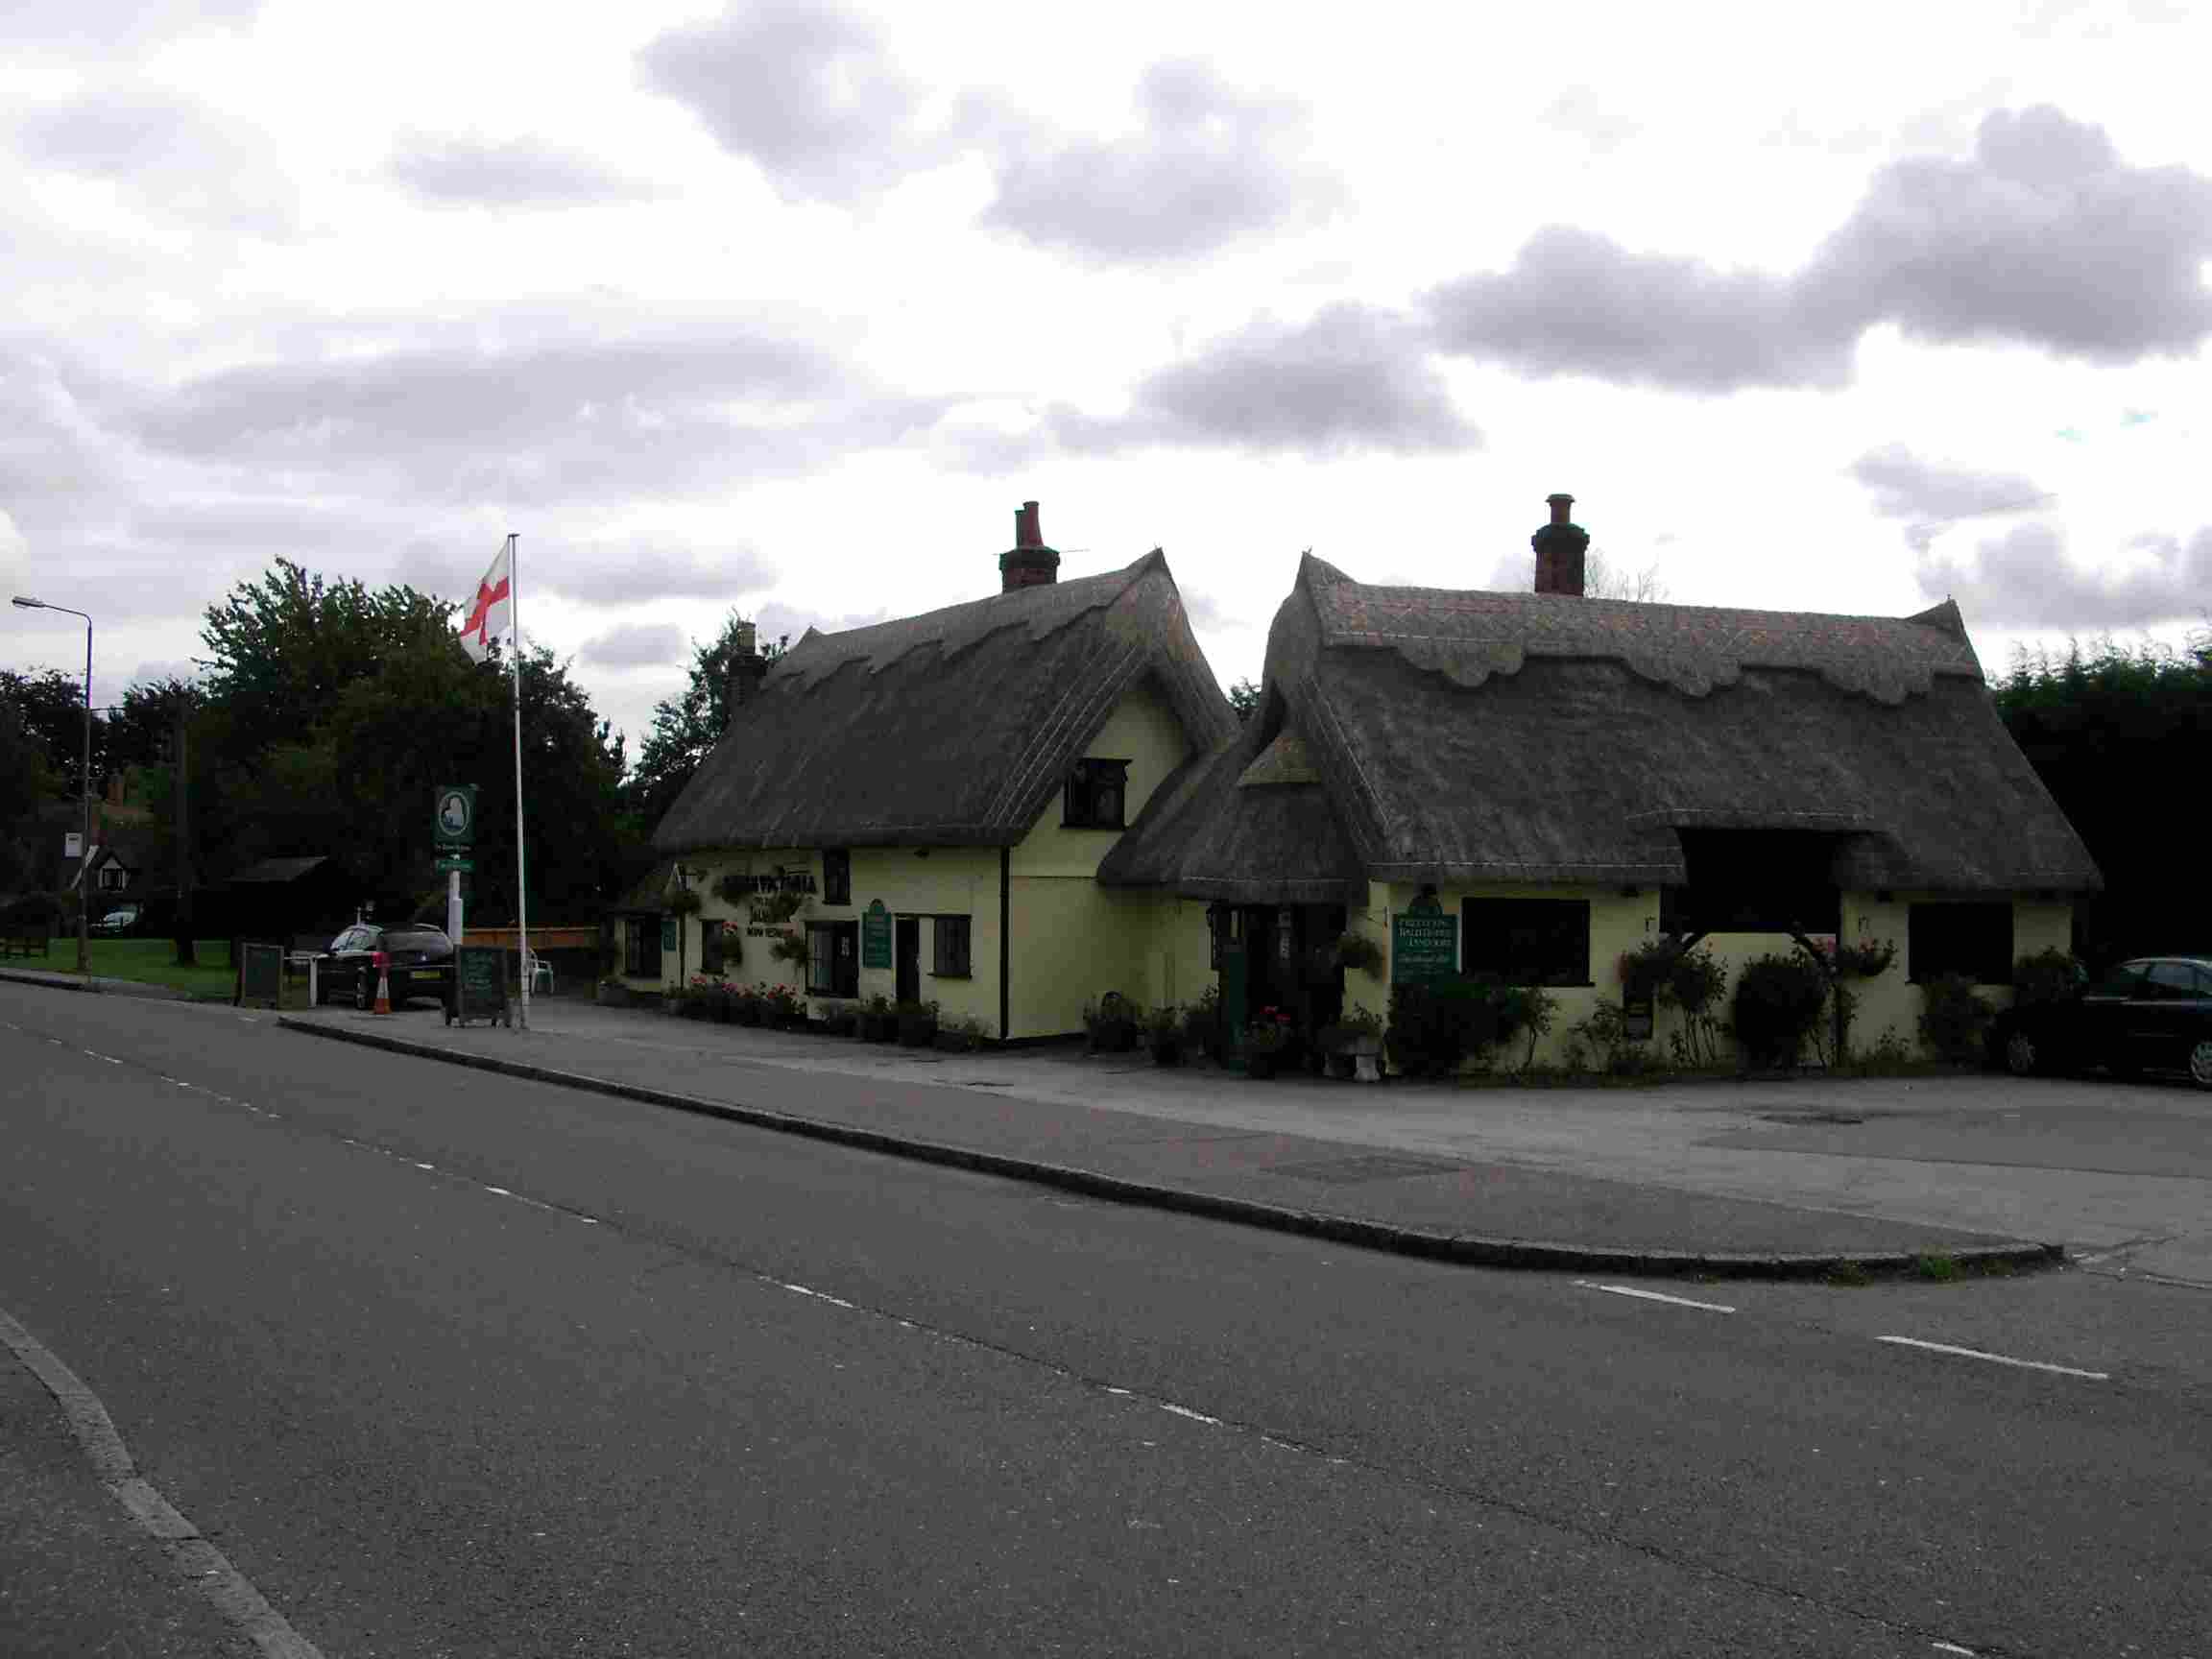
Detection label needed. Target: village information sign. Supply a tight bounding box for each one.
[861,899,892,971]
[1390,895,1457,985]
[435,784,475,874]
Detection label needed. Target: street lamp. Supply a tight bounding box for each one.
[11,595,94,976]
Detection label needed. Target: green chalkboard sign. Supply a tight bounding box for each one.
[1390,911,1457,985]
[861,899,892,970]
[446,945,510,1027]
[238,941,283,1008]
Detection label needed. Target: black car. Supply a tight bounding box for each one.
[1998,956,2212,1090]
[320,923,456,1010]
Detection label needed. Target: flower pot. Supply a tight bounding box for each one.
[862,1014,899,1043]
[1149,1042,1181,1068]
[1245,1052,1278,1079]
[1326,1053,1356,1079]
[897,1016,938,1047]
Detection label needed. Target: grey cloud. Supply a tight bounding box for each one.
[1,0,259,51]
[1848,444,2055,553]
[1804,106,2212,362]
[1050,304,1479,457]
[16,84,297,234]
[983,59,1336,260]
[124,660,202,690]
[535,543,775,606]
[581,623,685,668]
[1426,106,2212,391]
[753,600,891,645]
[1426,227,1854,392]
[637,0,932,203]
[131,336,946,505]
[1918,519,2212,629]
[390,134,652,207]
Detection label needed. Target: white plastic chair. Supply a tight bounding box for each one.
[525,951,554,996]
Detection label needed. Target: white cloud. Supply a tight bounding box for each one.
[580,622,685,667]
[389,133,653,207]
[1918,519,2212,629]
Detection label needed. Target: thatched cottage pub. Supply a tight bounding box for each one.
[644,496,2099,1061]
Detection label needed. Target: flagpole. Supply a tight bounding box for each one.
[507,532,530,1031]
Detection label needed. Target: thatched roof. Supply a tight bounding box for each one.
[1122,555,2097,895]
[654,551,1236,854]
[1099,718,1366,905]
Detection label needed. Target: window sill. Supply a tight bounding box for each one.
[931,970,973,980]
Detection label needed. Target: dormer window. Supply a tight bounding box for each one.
[1064,758,1129,830]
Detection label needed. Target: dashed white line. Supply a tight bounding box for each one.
[1575,1282,1737,1314]
[1876,1335,2107,1381]
[1932,1643,1977,1656]
[1158,1403,1222,1426]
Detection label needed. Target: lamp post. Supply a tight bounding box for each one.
[12,595,93,976]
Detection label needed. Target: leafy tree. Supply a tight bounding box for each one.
[0,666,105,800]
[625,612,781,832]
[1584,550,1669,603]
[1226,678,1262,722]
[1994,630,2212,962]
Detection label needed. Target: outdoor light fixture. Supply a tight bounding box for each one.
[11,593,95,977]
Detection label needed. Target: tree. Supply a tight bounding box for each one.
[1226,678,1262,723]
[1994,630,2212,962]
[0,666,105,800]
[1584,550,1669,603]
[625,612,781,832]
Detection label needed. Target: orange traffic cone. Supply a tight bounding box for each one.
[373,950,393,1016]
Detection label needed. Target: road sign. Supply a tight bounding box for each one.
[435,784,477,849]
[436,855,474,874]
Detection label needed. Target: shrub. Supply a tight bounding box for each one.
[1142,1002,1183,1046]
[666,888,703,918]
[1335,931,1385,975]
[1244,1010,1289,1054]
[1623,939,1730,1067]
[2013,948,2082,1009]
[895,998,939,1046]
[1733,952,1829,1069]
[1568,1002,1649,1076]
[818,999,859,1036]
[1498,982,1559,1071]
[1832,937,1898,979]
[1182,986,1221,1056]
[763,983,806,1027]
[1083,993,1139,1053]
[1917,973,1994,1065]
[937,1014,988,1052]
[1386,977,1518,1074]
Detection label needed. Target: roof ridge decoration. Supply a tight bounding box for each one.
[777,550,1164,693]
[1302,568,1984,706]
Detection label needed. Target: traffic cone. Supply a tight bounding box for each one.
[373,950,393,1016]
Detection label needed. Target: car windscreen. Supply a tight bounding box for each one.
[384,930,451,953]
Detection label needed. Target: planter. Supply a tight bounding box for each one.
[734,1001,762,1027]
[861,1013,899,1044]
[595,983,630,1008]
[897,1015,939,1047]
[1326,1052,1356,1079]
[1090,1022,1137,1054]
[1148,1042,1182,1068]
[1245,1052,1279,1080]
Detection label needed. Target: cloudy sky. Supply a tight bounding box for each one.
[5,0,2208,758]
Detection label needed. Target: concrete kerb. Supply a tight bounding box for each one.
[0,966,195,1001]
[276,1015,2062,1281]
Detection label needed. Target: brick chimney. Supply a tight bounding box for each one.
[724,619,769,721]
[998,499,1061,592]
[1531,493,1590,597]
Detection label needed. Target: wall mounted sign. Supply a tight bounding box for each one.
[1623,992,1655,1042]
[1390,911,1457,985]
[860,899,892,970]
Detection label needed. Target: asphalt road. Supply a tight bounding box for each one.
[4,986,2206,1657]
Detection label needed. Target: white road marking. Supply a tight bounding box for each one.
[0,1304,327,1658]
[1575,1282,1737,1314]
[1158,1403,1222,1426]
[1876,1335,2108,1382]
[1933,1643,1976,1656]
[483,1186,512,1196]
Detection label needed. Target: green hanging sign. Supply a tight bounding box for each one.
[860,899,892,970]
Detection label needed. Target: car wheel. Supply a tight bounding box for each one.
[2189,1038,2212,1092]
[2005,1030,2040,1077]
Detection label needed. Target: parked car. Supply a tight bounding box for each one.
[1997,955,2212,1089]
[90,904,141,936]
[318,923,456,1010]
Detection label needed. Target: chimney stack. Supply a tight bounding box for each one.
[1530,492,1590,597]
[725,618,769,720]
[998,499,1061,591]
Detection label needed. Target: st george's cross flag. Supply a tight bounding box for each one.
[457,541,513,663]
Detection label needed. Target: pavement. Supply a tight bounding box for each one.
[243,989,2202,1285]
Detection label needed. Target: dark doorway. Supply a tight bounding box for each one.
[895,916,920,1004]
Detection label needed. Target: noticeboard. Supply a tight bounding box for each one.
[860,899,892,970]
[238,941,284,1008]
[1623,991,1655,1042]
[446,944,510,1027]
[1390,911,1457,985]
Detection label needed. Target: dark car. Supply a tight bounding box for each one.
[320,923,456,1011]
[1998,956,2212,1090]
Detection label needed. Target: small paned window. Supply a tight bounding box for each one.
[823,849,852,907]
[808,921,859,997]
[700,920,726,977]
[932,915,973,977]
[1462,899,1591,986]
[1063,759,1130,830]
[1908,902,2013,984]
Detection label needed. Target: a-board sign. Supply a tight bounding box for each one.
[1623,991,1655,1042]
[238,941,283,1008]
[446,944,509,1027]
[1390,912,1457,985]
[860,899,892,970]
